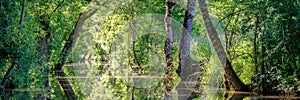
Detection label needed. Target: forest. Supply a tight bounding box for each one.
[0,0,300,99]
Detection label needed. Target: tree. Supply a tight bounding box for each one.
[35,0,66,99]
[176,0,197,99]
[163,0,177,99]
[198,0,249,91]
[54,8,97,99]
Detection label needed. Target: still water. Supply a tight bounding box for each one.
[60,62,300,100]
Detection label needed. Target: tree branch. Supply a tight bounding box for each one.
[18,0,26,32]
[1,61,16,90]
[50,0,65,17]
[1,0,26,99]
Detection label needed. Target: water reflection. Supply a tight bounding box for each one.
[202,90,300,100]
[68,61,165,99]
[66,61,300,100]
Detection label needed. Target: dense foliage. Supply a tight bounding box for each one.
[0,0,299,99]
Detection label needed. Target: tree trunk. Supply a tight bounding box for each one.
[37,9,52,100]
[130,1,140,99]
[54,9,97,100]
[260,31,266,95]
[223,74,230,90]
[254,16,259,74]
[198,0,249,91]
[252,16,259,94]
[229,93,249,100]
[176,0,197,99]
[164,0,176,99]
[36,1,66,99]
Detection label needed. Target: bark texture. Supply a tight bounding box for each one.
[198,0,249,91]
[164,0,177,99]
[54,9,97,100]
[176,0,197,99]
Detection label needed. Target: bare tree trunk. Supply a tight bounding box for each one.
[164,0,177,99]
[198,0,249,91]
[176,0,197,99]
[54,9,97,100]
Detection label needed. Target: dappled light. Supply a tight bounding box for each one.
[1,0,300,99]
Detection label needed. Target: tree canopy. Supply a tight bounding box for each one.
[0,0,299,99]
